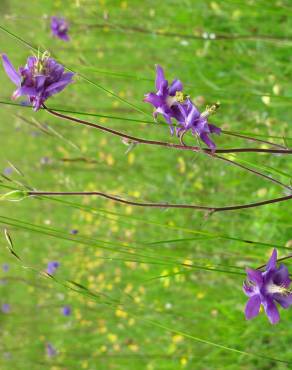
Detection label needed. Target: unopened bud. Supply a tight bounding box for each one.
[0,190,28,201]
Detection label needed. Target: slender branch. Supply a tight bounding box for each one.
[1,16,290,42]
[43,104,201,151]
[60,157,98,164]
[214,154,291,191]
[257,255,292,271]
[1,100,288,152]
[82,22,292,43]
[222,130,287,150]
[27,191,292,214]
[43,105,292,155]
[0,100,290,143]
[43,105,292,191]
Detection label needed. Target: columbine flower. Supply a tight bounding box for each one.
[47,261,60,275]
[51,16,70,41]
[62,305,71,316]
[176,100,221,152]
[144,65,188,134]
[1,52,74,111]
[243,248,292,324]
[144,65,221,150]
[46,343,57,357]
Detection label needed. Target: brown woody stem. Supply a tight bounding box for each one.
[27,191,292,214]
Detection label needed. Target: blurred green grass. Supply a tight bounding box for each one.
[0,0,292,369]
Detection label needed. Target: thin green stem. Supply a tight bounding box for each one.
[257,255,292,271]
[222,130,287,149]
[0,25,150,118]
[214,154,291,191]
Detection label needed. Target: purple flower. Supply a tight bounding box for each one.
[144,65,221,151]
[1,52,74,111]
[176,99,221,152]
[40,156,52,165]
[144,65,187,134]
[46,343,57,357]
[2,263,9,272]
[243,248,292,324]
[51,16,70,42]
[46,261,60,275]
[62,305,71,316]
[1,304,10,313]
[3,167,13,176]
[70,229,78,235]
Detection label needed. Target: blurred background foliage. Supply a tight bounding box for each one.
[0,0,291,369]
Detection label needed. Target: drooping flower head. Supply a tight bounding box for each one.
[243,248,292,324]
[1,52,74,111]
[144,65,188,134]
[47,261,60,275]
[144,65,221,151]
[51,16,70,42]
[176,100,221,152]
[46,343,57,357]
[62,305,71,316]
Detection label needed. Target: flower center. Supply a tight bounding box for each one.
[175,91,188,103]
[266,283,290,296]
[59,24,67,32]
[166,91,188,107]
[33,51,50,75]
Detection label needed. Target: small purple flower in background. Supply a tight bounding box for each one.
[46,343,57,357]
[1,304,10,313]
[1,264,9,284]
[46,261,60,275]
[3,167,13,176]
[144,65,221,151]
[243,248,292,324]
[176,100,221,152]
[2,263,9,272]
[51,16,70,42]
[70,229,78,235]
[144,64,187,134]
[62,305,71,316]
[1,52,74,111]
[40,156,52,165]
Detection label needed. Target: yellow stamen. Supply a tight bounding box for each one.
[201,102,220,118]
[267,283,291,296]
[175,91,188,103]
